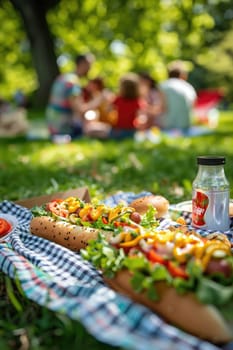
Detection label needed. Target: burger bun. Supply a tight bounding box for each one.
[129,195,169,218]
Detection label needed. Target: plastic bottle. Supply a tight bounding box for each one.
[192,156,230,231]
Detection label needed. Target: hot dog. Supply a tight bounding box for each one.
[30,195,167,251]
[30,216,113,250]
[81,226,233,343]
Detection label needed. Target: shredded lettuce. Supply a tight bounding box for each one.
[196,277,233,306]
[218,301,233,324]
[131,272,147,293]
[31,205,48,217]
[140,206,158,228]
[91,217,115,231]
[125,257,171,300]
[172,260,202,294]
[81,234,125,278]
[123,256,148,271]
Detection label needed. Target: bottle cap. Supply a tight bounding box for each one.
[197,156,226,165]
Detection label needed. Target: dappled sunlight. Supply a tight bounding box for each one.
[1,111,233,202]
[35,140,114,166]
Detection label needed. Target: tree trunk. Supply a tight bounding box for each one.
[10,0,60,107]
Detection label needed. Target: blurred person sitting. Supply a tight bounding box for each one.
[138,72,165,129]
[109,72,145,139]
[82,77,115,124]
[158,61,197,135]
[46,53,102,139]
[81,77,115,139]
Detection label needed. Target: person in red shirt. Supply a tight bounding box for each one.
[110,73,144,139]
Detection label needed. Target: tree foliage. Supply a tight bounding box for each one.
[0,0,233,106]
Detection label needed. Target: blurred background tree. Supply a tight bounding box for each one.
[0,0,232,107]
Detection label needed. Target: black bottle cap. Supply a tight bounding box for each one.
[197,156,226,165]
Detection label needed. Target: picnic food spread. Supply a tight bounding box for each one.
[30,194,166,250]
[29,194,233,344]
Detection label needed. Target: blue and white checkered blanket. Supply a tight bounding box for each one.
[0,193,232,350]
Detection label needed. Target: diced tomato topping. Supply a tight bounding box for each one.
[87,212,93,221]
[114,221,138,230]
[46,201,68,218]
[102,217,108,224]
[147,249,167,265]
[114,221,123,227]
[167,261,189,279]
[0,218,12,237]
[78,207,93,222]
[80,213,90,222]
[51,199,63,203]
[121,246,134,255]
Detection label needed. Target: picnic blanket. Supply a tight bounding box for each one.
[0,192,233,350]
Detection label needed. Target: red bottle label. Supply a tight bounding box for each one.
[192,190,209,227]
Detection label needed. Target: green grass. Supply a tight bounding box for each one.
[1,110,233,202]
[0,110,233,349]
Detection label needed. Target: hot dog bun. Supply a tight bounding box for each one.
[30,216,112,251]
[105,270,233,344]
[129,195,169,218]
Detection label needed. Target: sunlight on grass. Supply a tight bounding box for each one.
[1,110,233,202]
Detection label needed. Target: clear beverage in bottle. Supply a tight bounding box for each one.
[192,156,230,231]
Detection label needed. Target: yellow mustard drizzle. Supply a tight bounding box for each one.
[89,205,105,221]
[64,197,82,213]
[117,227,231,269]
[119,233,158,247]
[201,243,231,269]
[108,206,134,223]
[108,207,122,222]
[124,233,133,242]
[63,198,135,223]
[79,204,92,219]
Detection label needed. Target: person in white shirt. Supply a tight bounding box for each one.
[159,61,197,134]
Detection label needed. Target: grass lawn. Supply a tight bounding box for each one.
[0,110,233,349]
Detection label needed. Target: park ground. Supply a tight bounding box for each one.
[0,109,233,350]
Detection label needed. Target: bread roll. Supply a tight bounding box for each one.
[129,195,169,218]
[30,216,112,251]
